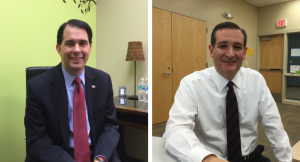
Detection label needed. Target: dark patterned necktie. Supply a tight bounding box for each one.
[73,77,90,162]
[226,81,242,162]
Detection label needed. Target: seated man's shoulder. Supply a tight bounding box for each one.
[185,67,213,79]
[182,67,214,82]
[240,67,264,79]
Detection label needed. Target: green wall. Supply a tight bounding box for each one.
[0,1,96,161]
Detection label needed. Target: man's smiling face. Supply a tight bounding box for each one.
[209,28,247,80]
[56,24,92,76]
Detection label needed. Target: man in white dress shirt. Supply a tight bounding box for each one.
[163,22,292,162]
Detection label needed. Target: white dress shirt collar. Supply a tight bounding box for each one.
[212,66,242,92]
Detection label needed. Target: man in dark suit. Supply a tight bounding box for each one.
[24,19,120,162]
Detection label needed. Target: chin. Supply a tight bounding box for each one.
[71,64,84,70]
[222,68,238,74]
[222,66,236,71]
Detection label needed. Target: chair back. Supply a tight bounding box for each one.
[26,67,52,82]
[24,66,52,140]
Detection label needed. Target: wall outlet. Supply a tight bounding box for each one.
[246,61,248,65]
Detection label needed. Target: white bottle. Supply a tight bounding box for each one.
[138,78,145,101]
[144,79,148,102]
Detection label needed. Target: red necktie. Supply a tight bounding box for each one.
[226,81,242,162]
[73,77,90,162]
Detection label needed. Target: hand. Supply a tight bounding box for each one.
[202,155,228,162]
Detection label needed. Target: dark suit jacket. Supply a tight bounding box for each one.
[24,63,120,162]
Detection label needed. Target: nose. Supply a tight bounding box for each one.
[73,44,80,54]
[226,46,235,58]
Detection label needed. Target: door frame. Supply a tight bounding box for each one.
[257,29,300,106]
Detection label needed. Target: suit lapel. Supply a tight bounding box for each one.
[85,67,97,146]
[50,64,69,150]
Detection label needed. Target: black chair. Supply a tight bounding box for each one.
[26,66,52,82]
[24,66,52,140]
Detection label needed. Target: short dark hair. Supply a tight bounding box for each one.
[57,19,93,45]
[210,22,247,48]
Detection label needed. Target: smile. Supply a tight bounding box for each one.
[71,57,82,60]
[223,60,236,63]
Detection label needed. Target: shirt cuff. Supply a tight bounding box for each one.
[188,146,215,162]
[94,155,107,162]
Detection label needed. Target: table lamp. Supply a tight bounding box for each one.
[126,41,145,100]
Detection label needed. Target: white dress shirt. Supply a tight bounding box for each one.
[163,67,292,162]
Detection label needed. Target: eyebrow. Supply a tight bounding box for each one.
[217,41,243,46]
[64,39,89,44]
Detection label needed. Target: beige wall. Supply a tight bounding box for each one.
[258,1,300,105]
[258,1,300,34]
[96,0,148,96]
[96,0,148,161]
[153,0,258,70]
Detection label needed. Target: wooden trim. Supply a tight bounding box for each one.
[114,96,148,116]
[284,74,300,77]
[115,106,148,116]
[283,75,300,105]
[282,99,300,106]
[282,33,288,102]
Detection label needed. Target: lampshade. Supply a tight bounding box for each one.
[126,41,145,61]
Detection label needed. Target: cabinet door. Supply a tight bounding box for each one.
[152,8,173,124]
[172,13,207,100]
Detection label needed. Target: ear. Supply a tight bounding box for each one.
[209,44,214,58]
[89,44,92,53]
[243,47,247,60]
[56,44,62,56]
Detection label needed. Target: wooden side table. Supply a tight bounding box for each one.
[114,96,148,161]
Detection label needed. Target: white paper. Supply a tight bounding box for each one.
[290,65,300,73]
[291,48,300,57]
[120,89,124,95]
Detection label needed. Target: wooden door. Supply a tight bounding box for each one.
[260,34,284,95]
[172,13,207,100]
[152,8,172,124]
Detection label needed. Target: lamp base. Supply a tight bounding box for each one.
[127,95,138,100]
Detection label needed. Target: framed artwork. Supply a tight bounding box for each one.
[119,86,126,97]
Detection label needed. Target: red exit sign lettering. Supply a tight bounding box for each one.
[277,19,287,27]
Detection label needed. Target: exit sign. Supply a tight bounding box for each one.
[277,19,287,27]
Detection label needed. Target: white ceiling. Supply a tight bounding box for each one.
[244,0,293,7]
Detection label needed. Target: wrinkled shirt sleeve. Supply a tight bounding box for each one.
[258,74,293,162]
[163,79,217,162]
